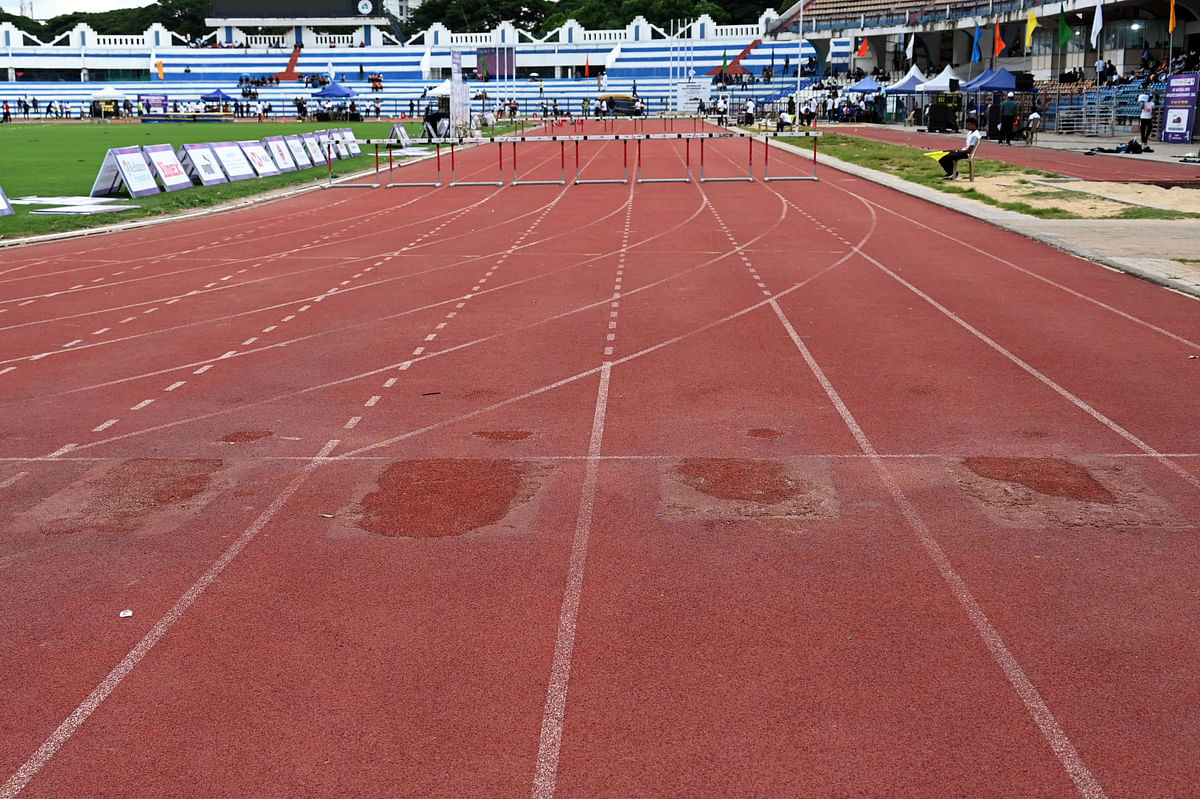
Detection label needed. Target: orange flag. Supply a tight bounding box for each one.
[856,37,870,57]
[584,56,589,77]
[1169,0,1176,32]
[994,22,1007,56]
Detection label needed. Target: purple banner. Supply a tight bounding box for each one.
[1161,73,1198,144]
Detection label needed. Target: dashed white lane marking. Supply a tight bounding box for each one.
[343,416,362,429]
[220,350,237,359]
[193,365,213,375]
[423,333,437,341]
[411,346,425,356]
[241,337,258,346]
[91,328,109,336]
[0,367,15,376]
[119,317,136,324]
[142,308,157,314]
[768,300,1108,799]
[92,419,119,433]
[435,322,447,330]
[130,399,154,411]
[18,300,35,307]
[383,377,397,388]
[532,363,612,799]
[165,381,186,392]
[282,315,295,322]
[61,340,82,348]
[262,326,277,333]
[0,472,29,489]
[364,396,381,407]
[47,444,76,459]
[298,305,311,312]
[0,439,341,799]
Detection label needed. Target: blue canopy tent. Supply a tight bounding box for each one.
[200,89,234,102]
[970,68,1017,92]
[883,65,928,94]
[312,82,358,99]
[845,76,883,93]
[961,69,994,91]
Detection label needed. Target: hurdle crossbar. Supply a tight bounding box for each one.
[386,143,442,187]
[511,139,566,186]
[574,137,629,185]
[450,141,504,187]
[636,136,691,184]
[762,131,822,182]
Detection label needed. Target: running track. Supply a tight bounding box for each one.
[1,121,1198,798]
[832,123,1200,181]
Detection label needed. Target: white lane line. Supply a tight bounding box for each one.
[47,444,76,459]
[164,381,186,392]
[131,399,154,410]
[18,300,35,307]
[91,328,110,336]
[241,337,258,346]
[532,363,612,799]
[0,472,29,489]
[0,367,15,376]
[0,439,341,799]
[165,299,180,305]
[61,340,83,348]
[364,396,381,407]
[383,378,397,388]
[769,300,1108,799]
[92,419,119,432]
[220,351,237,359]
[343,416,362,429]
[193,365,213,375]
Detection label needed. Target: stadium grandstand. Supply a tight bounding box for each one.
[0,0,1195,138]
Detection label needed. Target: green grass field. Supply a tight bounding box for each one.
[0,120,436,239]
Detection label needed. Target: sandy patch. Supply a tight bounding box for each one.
[963,175,1200,217]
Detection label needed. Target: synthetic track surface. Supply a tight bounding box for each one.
[2,120,1198,798]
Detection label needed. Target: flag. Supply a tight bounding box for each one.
[584,56,589,77]
[720,50,728,73]
[480,55,488,80]
[1057,7,1072,48]
[856,37,869,57]
[1026,11,1040,48]
[155,60,164,79]
[994,22,1007,56]
[1169,0,1176,32]
[1090,0,1103,49]
[923,150,951,160]
[906,33,915,60]
[971,24,983,63]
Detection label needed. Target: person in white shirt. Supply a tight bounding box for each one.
[938,117,981,179]
[1138,94,1155,145]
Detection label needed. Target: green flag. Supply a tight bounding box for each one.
[1057,7,1072,48]
[721,50,728,73]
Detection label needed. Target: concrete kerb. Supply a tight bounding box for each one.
[764,136,1200,302]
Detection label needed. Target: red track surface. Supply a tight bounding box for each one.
[2,120,1199,798]
[832,123,1200,181]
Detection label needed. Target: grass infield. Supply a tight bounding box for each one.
[0,120,443,240]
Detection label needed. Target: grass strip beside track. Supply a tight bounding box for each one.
[777,129,1198,220]
[0,120,442,239]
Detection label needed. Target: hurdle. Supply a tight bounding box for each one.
[386,143,441,188]
[450,140,504,187]
[762,131,822,182]
[327,142,380,189]
[636,136,691,184]
[512,139,566,186]
[574,137,629,185]
[698,135,753,183]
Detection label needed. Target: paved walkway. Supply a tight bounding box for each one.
[802,124,1200,299]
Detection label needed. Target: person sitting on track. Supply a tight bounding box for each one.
[938,117,982,180]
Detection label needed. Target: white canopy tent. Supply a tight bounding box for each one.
[915,65,963,93]
[883,64,928,94]
[90,87,128,100]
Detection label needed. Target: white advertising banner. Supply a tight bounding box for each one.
[90,146,161,198]
[210,142,256,181]
[178,143,227,185]
[301,133,327,165]
[263,136,297,172]
[284,135,313,169]
[143,144,193,192]
[238,140,281,177]
[675,81,711,114]
[338,128,362,156]
[317,129,349,160]
[0,184,13,217]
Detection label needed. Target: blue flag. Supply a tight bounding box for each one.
[971,24,983,62]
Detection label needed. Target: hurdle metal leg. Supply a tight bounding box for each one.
[762,134,820,182]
